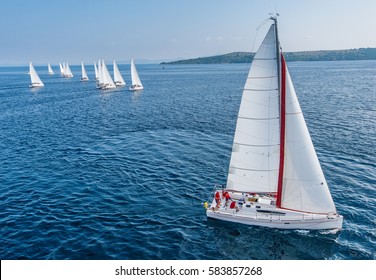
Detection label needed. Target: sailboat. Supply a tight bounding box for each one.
[100,60,116,89]
[113,60,126,86]
[48,63,54,75]
[63,62,73,78]
[29,62,44,87]
[81,62,89,81]
[59,63,65,76]
[206,16,343,230]
[129,58,143,91]
[94,61,99,80]
[96,60,104,88]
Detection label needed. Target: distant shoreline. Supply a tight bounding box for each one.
[161,48,376,64]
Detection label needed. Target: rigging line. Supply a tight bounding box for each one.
[251,16,276,52]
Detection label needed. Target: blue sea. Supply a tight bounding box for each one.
[0,61,375,260]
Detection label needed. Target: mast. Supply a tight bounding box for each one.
[272,15,285,208]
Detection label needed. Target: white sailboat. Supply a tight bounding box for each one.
[129,58,143,91]
[48,63,54,75]
[94,61,99,81]
[81,62,89,81]
[113,60,126,86]
[63,62,73,78]
[59,63,65,76]
[206,16,343,231]
[101,60,116,89]
[96,60,104,88]
[29,62,44,87]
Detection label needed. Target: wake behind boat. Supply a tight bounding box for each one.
[206,16,343,231]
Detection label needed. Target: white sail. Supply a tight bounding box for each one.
[101,61,116,89]
[97,60,104,88]
[64,62,73,78]
[281,66,336,213]
[113,60,126,86]
[59,63,65,76]
[129,58,143,90]
[48,63,54,75]
[81,62,89,81]
[94,61,99,80]
[29,62,44,87]
[226,24,279,193]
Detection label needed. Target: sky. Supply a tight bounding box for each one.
[1,0,376,65]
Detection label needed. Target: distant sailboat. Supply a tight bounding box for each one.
[96,60,104,88]
[113,60,126,86]
[63,62,73,78]
[59,63,65,76]
[48,63,54,75]
[94,61,99,81]
[81,62,89,81]
[29,62,44,87]
[206,16,343,231]
[129,58,143,91]
[101,60,116,89]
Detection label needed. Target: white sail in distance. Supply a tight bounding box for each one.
[48,63,54,75]
[129,58,143,90]
[29,62,44,87]
[113,60,126,86]
[81,62,89,81]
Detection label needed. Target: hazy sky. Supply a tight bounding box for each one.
[1,0,375,65]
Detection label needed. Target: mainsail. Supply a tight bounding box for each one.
[226,24,280,194]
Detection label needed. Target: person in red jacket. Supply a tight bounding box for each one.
[215,191,221,207]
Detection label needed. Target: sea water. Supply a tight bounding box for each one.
[0,61,375,260]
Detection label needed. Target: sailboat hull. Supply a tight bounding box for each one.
[129,85,144,91]
[206,190,343,231]
[29,83,44,88]
[207,209,343,230]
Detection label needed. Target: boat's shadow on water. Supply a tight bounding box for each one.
[206,219,340,260]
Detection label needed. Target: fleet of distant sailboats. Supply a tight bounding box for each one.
[29,59,143,91]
